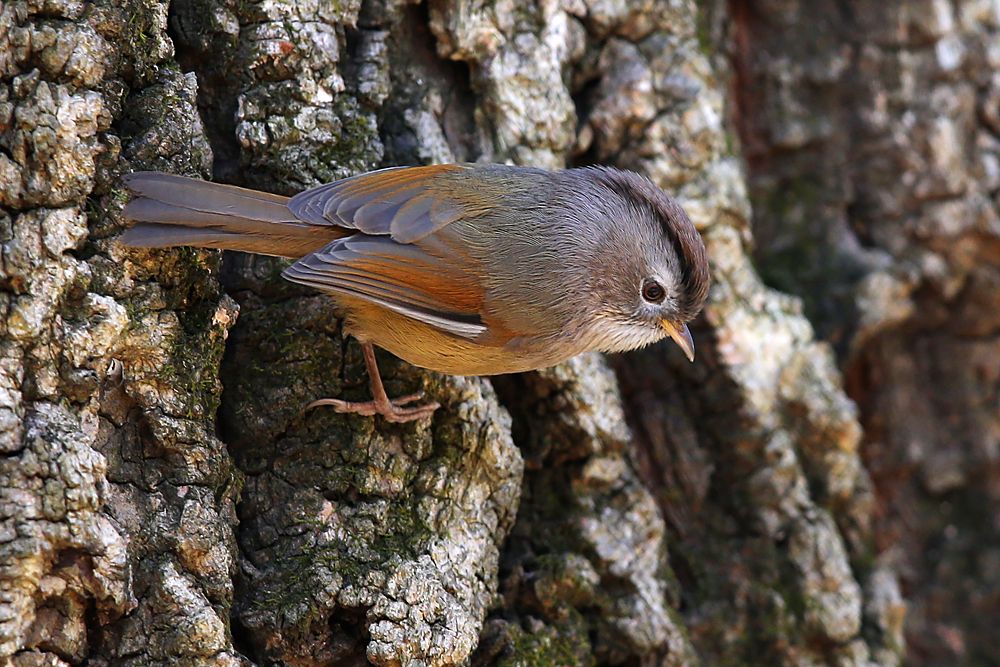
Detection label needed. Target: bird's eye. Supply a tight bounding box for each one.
[641,279,666,303]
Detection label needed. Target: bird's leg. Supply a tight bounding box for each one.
[307,342,440,423]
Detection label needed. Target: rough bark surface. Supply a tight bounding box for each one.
[2,1,244,665]
[0,0,984,666]
[723,1,1000,664]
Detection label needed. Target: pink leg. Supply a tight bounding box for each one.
[307,343,439,423]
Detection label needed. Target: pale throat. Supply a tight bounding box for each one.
[580,315,665,354]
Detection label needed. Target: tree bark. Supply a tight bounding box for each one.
[724,1,1000,664]
[1,0,986,665]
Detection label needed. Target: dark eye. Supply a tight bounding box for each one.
[641,279,665,303]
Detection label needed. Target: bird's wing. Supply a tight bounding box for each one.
[283,235,490,339]
[288,163,496,243]
[284,164,525,339]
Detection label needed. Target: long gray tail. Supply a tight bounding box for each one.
[120,172,343,258]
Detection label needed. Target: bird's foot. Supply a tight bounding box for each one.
[307,392,440,423]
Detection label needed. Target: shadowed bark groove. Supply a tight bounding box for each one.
[2,0,988,665]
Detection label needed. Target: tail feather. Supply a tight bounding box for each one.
[122,224,272,253]
[121,172,343,258]
[124,197,260,228]
[123,172,294,221]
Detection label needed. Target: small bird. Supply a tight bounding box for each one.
[121,164,710,422]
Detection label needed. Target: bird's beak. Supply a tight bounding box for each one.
[661,320,695,362]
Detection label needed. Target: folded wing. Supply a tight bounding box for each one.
[284,235,488,338]
[288,163,494,243]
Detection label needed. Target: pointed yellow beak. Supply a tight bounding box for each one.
[661,320,695,362]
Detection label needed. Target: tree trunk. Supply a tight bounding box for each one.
[0,0,987,665]
[724,1,1000,664]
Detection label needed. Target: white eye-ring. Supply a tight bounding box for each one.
[641,279,666,303]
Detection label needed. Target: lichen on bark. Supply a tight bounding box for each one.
[2,0,243,664]
[219,280,522,666]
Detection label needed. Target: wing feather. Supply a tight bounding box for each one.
[281,164,516,337]
[282,235,487,339]
[288,164,476,243]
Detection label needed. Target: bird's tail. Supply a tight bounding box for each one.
[120,172,342,258]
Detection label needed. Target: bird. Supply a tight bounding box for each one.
[120,163,710,423]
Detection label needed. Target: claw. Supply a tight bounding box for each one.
[306,345,439,423]
[307,394,439,423]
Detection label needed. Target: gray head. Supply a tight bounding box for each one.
[566,167,711,360]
